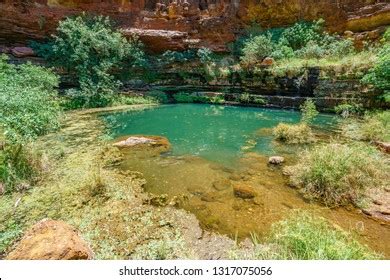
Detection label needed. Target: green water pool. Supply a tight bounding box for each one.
[101,104,337,165]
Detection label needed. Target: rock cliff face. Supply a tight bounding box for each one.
[0,0,389,52]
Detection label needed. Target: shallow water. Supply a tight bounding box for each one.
[101,104,390,257]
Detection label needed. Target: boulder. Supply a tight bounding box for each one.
[233,183,256,199]
[11,47,35,58]
[113,135,171,152]
[6,219,93,260]
[268,156,285,165]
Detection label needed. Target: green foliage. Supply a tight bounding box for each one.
[273,123,314,144]
[0,220,23,254]
[0,55,60,145]
[253,96,267,105]
[230,211,379,260]
[160,50,197,64]
[197,48,213,64]
[280,20,324,50]
[47,14,144,108]
[286,143,388,206]
[239,92,251,103]
[334,102,363,118]
[172,92,207,103]
[0,55,60,192]
[239,20,355,65]
[300,99,318,124]
[343,111,390,142]
[145,90,170,104]
[267,212,379,259]
[241,34,273,64]
[362,42,390,103]
[111,95,158,106]
[383,27,390,42]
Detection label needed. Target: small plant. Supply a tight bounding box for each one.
[273,123,314,144]
[286,143,389,206]
[239,92,251,103]
[209,95,225,104]
[334,102,363,118]
[300,99,318,124]
[253,97,267,105]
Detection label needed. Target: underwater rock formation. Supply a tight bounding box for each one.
[0,1,389,52]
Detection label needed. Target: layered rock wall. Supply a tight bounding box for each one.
[0,0,389,52]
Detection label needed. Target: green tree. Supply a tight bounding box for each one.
[300,99,319,124]
[49,14,144,108]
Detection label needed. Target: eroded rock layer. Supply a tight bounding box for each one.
[0,1,389,52]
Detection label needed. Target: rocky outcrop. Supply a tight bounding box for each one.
[268,156,284,165]
[6,219,93,260]
[113,135,171,153]
[0,1,389,52]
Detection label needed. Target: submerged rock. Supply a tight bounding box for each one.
[233,183,256,199]
[268,156,285,165]
[212,179,232,191]
[6,219,93,260]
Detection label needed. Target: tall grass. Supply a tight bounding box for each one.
[229,211,380,260]
[286,142,389,206]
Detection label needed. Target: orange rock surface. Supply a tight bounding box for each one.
[0,1,389,52]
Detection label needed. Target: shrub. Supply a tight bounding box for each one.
[362,42,390,103]
[286,143,388,206]
[145,90,169,104]
[273,123,314,144]
[280,20,323,50]
[173,92,193,103]
[47,14,144,108]
[300,99,318,124]
[342,111,390,142]
[239,92,251,103]
[241,34,274,64]
[334,102,363,118]
[0,55,60,192]
[295,41,326,59]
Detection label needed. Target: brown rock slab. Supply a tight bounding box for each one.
[6,219,93,260]
[113,135,171,153]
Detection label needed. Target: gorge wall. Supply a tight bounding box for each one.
[0,0,389,52]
